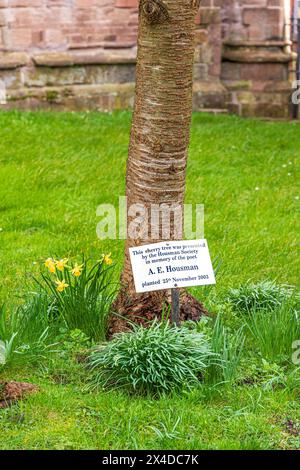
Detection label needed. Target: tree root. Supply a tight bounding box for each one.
[108,289,210,337]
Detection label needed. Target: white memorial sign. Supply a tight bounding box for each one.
[129,239,216,293]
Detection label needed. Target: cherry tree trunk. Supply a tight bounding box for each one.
[111,0,208,334]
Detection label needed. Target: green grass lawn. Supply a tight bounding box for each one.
[0,111,300,450]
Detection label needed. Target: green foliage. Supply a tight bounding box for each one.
[149,414,182,443]
[89,321,212,395]
[57,328,91,354]
[243,300,300,362]
[38,257,116,342]
[0,333,17,368]
[235,358,300,394]
[41,332,90,387]
[285,367,300,391]
[0,112,300,449]
[0,292,56,342]
[0,369,295,450]
[207,316,245,385]
[0,294,57,367]
[190,316,245,385]
[236,357,286,388]
[0,254,116,368]
[226,281,294,314]
[0,111,299,306]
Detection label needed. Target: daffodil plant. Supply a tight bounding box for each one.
[37,255,117,342]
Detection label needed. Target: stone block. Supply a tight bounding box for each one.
[194,63,208,81]
[239,63,287,81]
[243,7,282,41]
[199,7,221,25]
[193,80,229,110]
[0,68,23,89]
[33,53,74,67]
[84,64,136,85]
[221,62,241,80]
[223,46,293,63]
[24,66,87,87]
[0,52,29,69]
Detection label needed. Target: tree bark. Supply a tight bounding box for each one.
[111,0,208,334]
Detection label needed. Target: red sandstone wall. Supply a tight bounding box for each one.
[0,0,295,117]
[221,0,286,42]
[0,0,139,52]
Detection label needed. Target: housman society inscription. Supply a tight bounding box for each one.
[129,240,215,293]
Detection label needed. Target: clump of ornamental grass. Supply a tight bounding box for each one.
[243,299,300,362]
[188,315,245,386]
[89,321,213,396]
[0,295,57,367]
[207,316,244,385]
[226,280,294,314]
[36,254,116,342]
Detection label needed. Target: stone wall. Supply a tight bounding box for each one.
[221,0,296,118]
[0,0,296,117]
[0,0,138,51]
[193,0,229,112]
[0,0,139,110]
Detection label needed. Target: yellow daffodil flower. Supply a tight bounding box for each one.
[48,262,56,273]
[71,263,84,277]
[55,279,69,293]
[56,258,68,271]
[45,258,56,273]
[102,253,112,265]
[45,258,54,268]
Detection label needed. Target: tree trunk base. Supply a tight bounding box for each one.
[108,290,210,337]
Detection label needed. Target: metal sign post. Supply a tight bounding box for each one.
[171,287,180,327]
